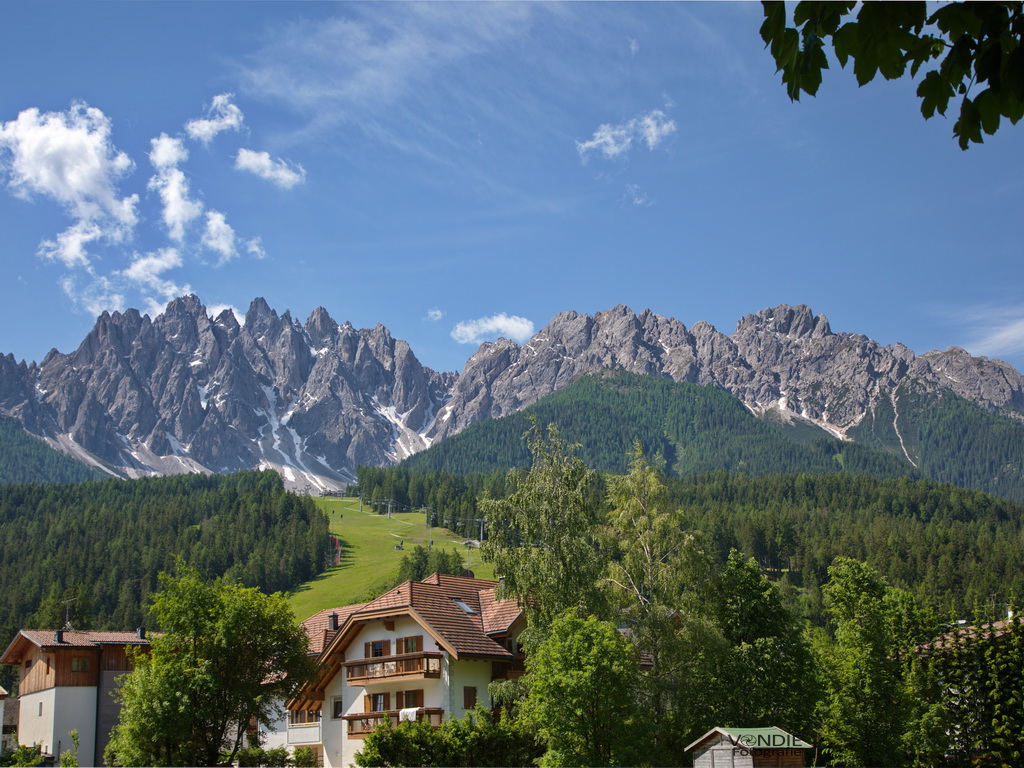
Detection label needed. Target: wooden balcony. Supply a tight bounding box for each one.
[343,707,445,738]
[344,652,443,684]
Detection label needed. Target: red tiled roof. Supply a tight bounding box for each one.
[479,588,523,635]
[2,630,151,666]
[19,630,150,647]
[300,603,366,656]
[330,574,522,661]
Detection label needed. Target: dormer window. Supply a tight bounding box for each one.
[452,599,476,614]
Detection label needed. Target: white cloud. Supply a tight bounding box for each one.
[246,237,267,259]
[235,148,306,189]
[38,221,104,268]
[624,184,652,207]
[577,123,634,159]
[185,93,244,145]
[0,103,138,266]
[628,37,639,55]
[147,134,203,242]
[451,313,535,344]
[59,273,125,317]
[118,248,192,315]
[201,210,237,263]
[426,308,444,322]
[148,132,188,170]
[208,303,245,326]
[237,4,540,151]
[576,108,676,161]
[961,307,1024,359]
[636,109,676,149]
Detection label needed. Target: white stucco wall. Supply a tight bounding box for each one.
[445,658,493,719]
[259,703,289,751]
[17,689,55,756]
[322,617,452,768]
[18,687,97,764]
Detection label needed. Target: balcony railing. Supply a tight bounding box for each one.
[344,652,443,684]
[343,707,445,737]
[286,723,321,745]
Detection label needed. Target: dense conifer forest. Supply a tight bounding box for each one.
[355,466,1024,624]
[402,371,1024,503]
[0,470,329,693]
[0,415,101,485]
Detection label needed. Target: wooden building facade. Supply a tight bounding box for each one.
[0,629,150,766]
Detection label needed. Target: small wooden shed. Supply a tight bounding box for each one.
[686,726,811,768]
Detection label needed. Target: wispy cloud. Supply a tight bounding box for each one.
[236,3,542,157]
[148,134,202,241]
[246,238,267,260]
[201,211,237,263]
[426,308,444,322]
[960,306,1024,360]
[451,313,534,344]
[208,303,244,326]
[1,94,270,319]
[0,103,138,267]
[576,108,676,161]
[624,184,652,207]
[59,273,125,317]
[185,93,244,145]
[235,148,306,188]
[117,248,193,316]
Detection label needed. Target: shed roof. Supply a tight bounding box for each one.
[685,726,812,753]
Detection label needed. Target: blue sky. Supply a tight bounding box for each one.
[1,2,1022,375]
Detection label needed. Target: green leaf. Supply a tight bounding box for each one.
[917,70,955,118]
[761,1,788,48]
[832,21,859,68]
[974,88,1002,135]
[954,96,984,149]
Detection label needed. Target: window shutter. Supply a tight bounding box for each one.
[396,636,405,653]
[383,639,391,656]
[383,692,391,711]
[410,689,423,708]
[363,694,371,713]
[464,686,477,709]
[364,641,371,658]
[396,691,405,709]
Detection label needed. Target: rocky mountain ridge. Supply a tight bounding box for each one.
[1,296,1021,490]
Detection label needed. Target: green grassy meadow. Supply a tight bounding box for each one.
[286,497,495,622]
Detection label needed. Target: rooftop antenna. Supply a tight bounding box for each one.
[61,595,79,631]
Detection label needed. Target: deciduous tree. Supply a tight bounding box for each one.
[761,1,1024,148]
[481,421,608,637]
[520,610,647,768]
[104,564,316,767]
[817,558,910,766]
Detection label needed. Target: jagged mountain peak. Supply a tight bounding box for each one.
[734,303,832,339]
[2,296,1023,492]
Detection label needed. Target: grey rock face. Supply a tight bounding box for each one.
[0,296,450,489]
[427,303,1024,442]
[2,298,1022,489]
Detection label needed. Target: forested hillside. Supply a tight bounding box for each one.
[850,380,1024,503]
[668,472,1024,619]
[403,371,1024,504]
[356,465,1024,623]
[404,371,911,478]
[0,470,329,693]
[0,415,101,485]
